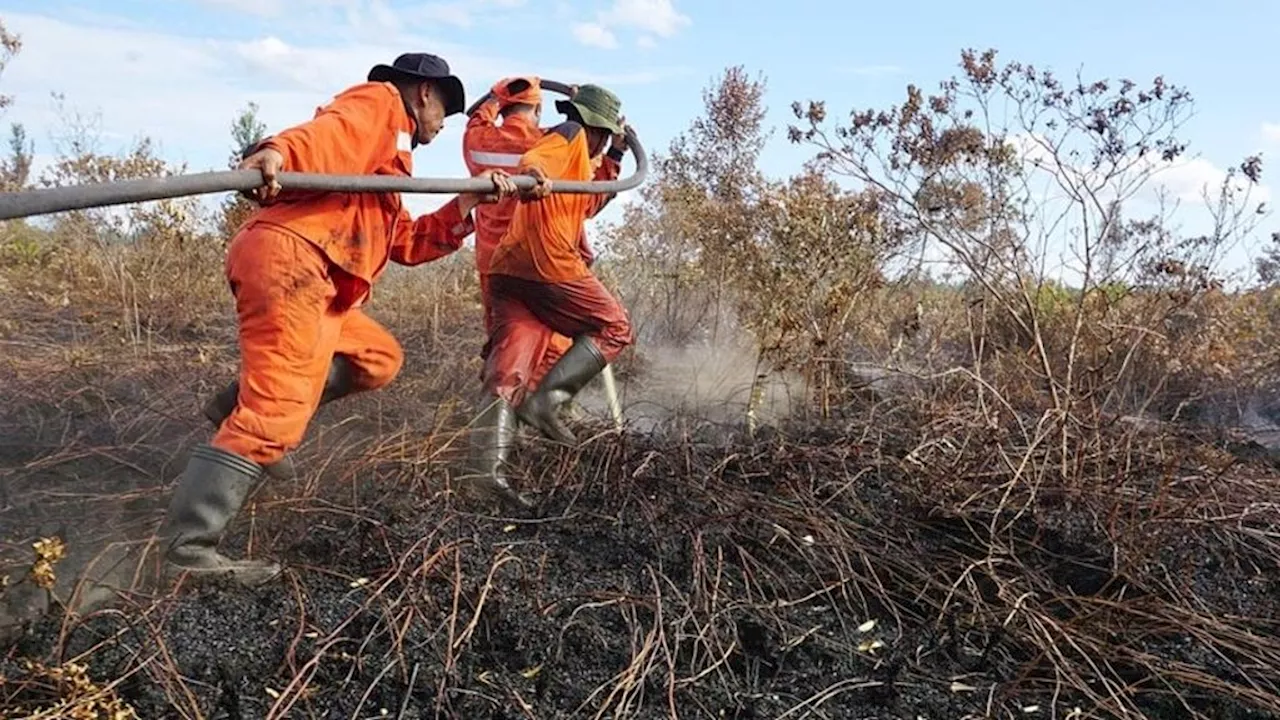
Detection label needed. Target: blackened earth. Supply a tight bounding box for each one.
[2,361,1280,718]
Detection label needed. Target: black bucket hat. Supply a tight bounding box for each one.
[368,53,466,116]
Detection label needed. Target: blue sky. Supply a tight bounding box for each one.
[1,0,1278,275]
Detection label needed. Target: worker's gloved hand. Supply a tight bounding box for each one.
[238,145,284,203]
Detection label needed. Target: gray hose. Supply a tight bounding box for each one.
[0,79,646,222]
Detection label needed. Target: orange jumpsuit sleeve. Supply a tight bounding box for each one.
[259,83,396,175]
[463,98,503,175]
[389,197,476,266]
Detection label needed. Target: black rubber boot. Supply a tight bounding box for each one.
[157,444,282,587]
[516,338,607,444]
[201,356,357,480]
[462,395,534,510]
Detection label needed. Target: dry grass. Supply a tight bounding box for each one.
[1,265,1278,718]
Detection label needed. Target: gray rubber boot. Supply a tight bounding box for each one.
[201,355,357,480]
[462,395,535,510]
[157,444,282,587]
[515,338,607,444]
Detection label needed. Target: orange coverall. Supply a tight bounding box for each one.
[483,121,633,407]
[463,80,598,390]
[214,81,474,466]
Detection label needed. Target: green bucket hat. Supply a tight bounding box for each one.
[556,84,623,134]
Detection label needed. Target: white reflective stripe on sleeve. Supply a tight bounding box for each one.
[468,150,522,167]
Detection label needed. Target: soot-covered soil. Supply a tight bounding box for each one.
[3,348,1280,718]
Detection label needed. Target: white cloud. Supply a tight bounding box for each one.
[571,22,619,49]
[1148,156,1267,205]
[195,0,286,16]
[570,0,690,48]
[1006,132,1270,208]
[636,35,656,49]
[991,131,1271,285]
[1262,122,1280,146]
[421,1,474,28]
[599,0,690,37]
[193,0,360,19]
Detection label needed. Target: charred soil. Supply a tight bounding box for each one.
[2,340,1280,719]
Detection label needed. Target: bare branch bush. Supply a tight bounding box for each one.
[604,68,912,415]
[789,48,1270,425]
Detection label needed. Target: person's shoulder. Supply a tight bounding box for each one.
[544,121,584,142]
[330,81,400,107]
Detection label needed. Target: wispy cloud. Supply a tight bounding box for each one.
[571,22,619,49]
[569,0,691,48]
[420,1,474,28]
[599,0,691,37]
[1262,122,1280,147]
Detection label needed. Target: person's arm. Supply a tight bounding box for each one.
[464,77,539,176]
[585,146,625,218]
[389,198,476,266]
[463,98,503,176]
[258,83,396,176]
[577,229,596,267]
[390,170,517,265]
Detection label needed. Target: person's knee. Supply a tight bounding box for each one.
[356,341,403,391]
[603,310,634,349]
[582,307,633,365]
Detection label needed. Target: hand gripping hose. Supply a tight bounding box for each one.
[0,80,647,222]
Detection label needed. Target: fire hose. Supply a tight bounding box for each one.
[0,81,647,222]
[0,78,631,429]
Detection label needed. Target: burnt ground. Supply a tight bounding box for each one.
[2,329,1280,719]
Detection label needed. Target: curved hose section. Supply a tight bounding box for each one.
[0,79,647,222]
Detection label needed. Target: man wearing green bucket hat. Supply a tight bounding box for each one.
[464,84,634,508]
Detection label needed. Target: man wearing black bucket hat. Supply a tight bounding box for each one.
[160,53,518,588]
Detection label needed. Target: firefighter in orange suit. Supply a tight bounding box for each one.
[466,84,632,509]
[462,76,600,395]
[159,53,518,586]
